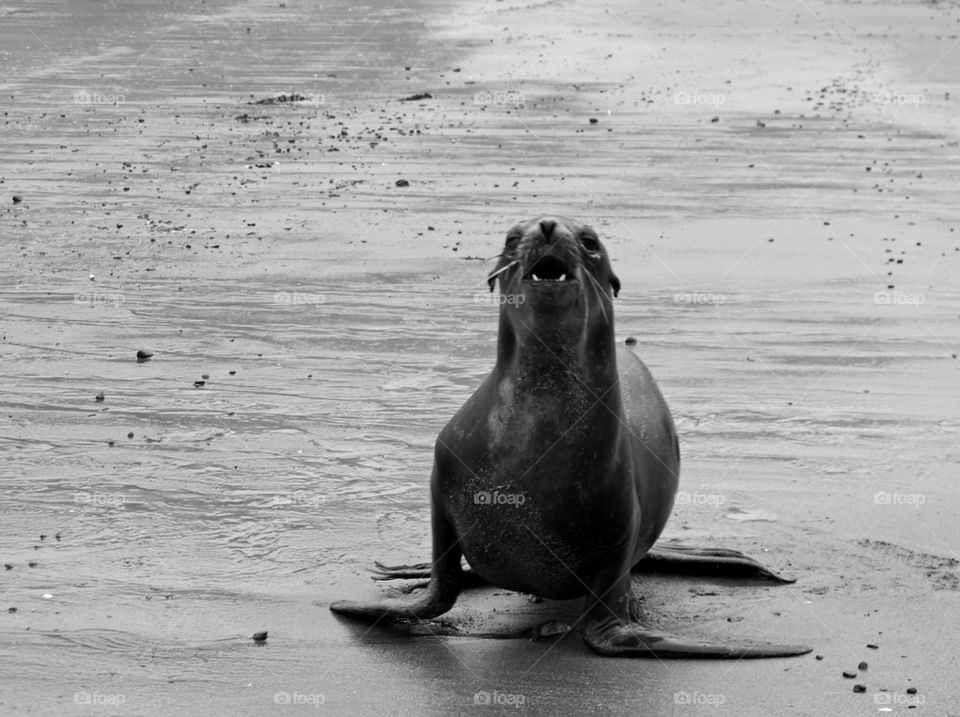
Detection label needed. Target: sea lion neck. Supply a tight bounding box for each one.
[493,310,619,393]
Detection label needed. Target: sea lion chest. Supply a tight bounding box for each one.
[439,371,636,599]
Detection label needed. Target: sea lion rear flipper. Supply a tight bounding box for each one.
[370,561,433,580]
[371,560,489,587]
[635,542,796,583]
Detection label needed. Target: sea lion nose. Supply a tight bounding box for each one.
[539,219,557,243]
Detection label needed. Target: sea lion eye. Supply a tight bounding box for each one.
[580,233,600,254]
[504,230,522,254]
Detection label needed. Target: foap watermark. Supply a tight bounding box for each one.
[874,491,925,508]
[276,491,326,508]
[874,691,925,707]
[73,691,126,707]
[674,691,726,708]
[474,292,526,306]
[75,291,125,308]
[874,291,924,307]
[868,90,926,106]
[74,87,126,106]
[274,291,325,307]
[473,90,525,107]
[674,90,726,106]
[474,490,525,507]
[74,491,126,507]
[675,490,726,508]
[674,292,725,307]
[274,691,325,708]
[474,690,525,707]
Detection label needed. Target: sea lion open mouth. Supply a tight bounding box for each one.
[523,254,576,284]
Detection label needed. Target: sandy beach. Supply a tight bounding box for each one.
[1,0,959,714]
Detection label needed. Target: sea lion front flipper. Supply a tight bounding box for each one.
[581,618,813,659]
[330,508,463,621]
[635,542,796,583]
[581,565,811,659]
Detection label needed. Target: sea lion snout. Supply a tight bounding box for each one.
[488,217,620,304]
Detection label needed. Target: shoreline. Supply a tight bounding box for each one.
[2,0,958,714]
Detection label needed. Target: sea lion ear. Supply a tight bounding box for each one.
[610,273,621,297]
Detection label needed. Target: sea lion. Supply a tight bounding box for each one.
[330,216,811,658]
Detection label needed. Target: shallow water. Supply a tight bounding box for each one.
[2,0,960,714]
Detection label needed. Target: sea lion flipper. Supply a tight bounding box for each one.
[330,508,463,621]
[581,618,812,659]
[371,560,489,587]
[636,543,796,583]
[370,561,433,580]
[582,567,810,659]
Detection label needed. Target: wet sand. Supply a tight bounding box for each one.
[2,0,959,714]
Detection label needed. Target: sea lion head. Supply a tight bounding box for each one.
[488,216,620,329]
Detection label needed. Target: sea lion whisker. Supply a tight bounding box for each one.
[485,260,519,284]
[584,268,610,323]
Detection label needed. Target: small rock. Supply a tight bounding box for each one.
[842,671,857,679]
[867,643,879,649]
[906,687,917,695]
[28,561,38,568]
[853,684,866,693]
[398,92,432,102]
[201,374,210,380]
[7,607,17,613]
[136,350,154,363]
[253,630,268,642]
[194,380,206,388]
[127,432,134,439]
[815,654,824,660]
[858,661,868,670]
[12,195,22,204]
[4,564,12,570]
[95,392,105,403]
[625,336,637,346]
[589,117,599,124]
[395,179,410,187]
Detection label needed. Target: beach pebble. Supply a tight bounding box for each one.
[625,336,637,346]
[95,392,105,403]
[194,380,206,388]
[867,643,879,649]
[853,684,866,693]
[906,687,917,695]
[858,661,868,670]
[12,195,22,204]
[7,607,16,613]
[136,349,154,363]
[589,117,599,124]
[815,654,824,660]
[842,671,857,679]
[395,178,410,187]
[253,631,268,642]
